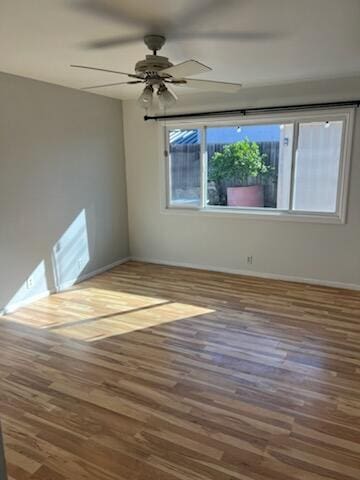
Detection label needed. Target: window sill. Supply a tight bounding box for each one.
[163,205,345,224]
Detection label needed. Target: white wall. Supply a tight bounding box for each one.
[123,76,360,289]
[0,72,129,312]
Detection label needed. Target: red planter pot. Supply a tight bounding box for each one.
[227,185,264,207]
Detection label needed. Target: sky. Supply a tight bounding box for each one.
[170,125,281,144]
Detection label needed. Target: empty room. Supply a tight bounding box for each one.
[1,1,360,479]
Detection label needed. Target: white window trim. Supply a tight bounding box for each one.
[160,108,355,224]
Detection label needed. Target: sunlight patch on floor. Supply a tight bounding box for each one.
[2,287,214,341]
[53,302,213,342]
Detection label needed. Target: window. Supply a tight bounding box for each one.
[168,128,201,206]
[165,109,353,222]
[206,123,293,210]
[292,121,343,213]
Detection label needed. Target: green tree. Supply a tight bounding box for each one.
[208,139,270,205]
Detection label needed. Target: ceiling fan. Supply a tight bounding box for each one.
[71,34,242,109]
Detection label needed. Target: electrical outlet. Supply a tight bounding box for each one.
[26,276,34,289]
[247,256,253,265]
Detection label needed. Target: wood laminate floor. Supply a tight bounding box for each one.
[1,261,360,480]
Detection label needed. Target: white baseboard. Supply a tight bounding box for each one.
[2,255,358,316]
[0,257,131,315]
[56,257,131,291]
[130,256,360,292]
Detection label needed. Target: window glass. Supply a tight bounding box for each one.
[165,111,350,222]
[292,121,343,213]
[168,128,201,206]
[206,124,293,209]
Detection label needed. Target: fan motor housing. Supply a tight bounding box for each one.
[135,55,173,75]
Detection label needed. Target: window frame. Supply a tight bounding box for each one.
[161,108,354,224]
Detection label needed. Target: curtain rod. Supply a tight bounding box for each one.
[144,100,360,121]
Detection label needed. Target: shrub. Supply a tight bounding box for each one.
[208,139,269,186]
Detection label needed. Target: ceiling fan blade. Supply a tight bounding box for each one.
[171,31,283,42]
[175,78,242,93]
[73,0,153,28]
[174,0,242,29]
[83,30,282,50]
[71,64,141,79]
[161,60,212,78]
[82,80,143,90]
[84,34,144,49]
[72,1,244,36]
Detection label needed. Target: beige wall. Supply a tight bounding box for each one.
[123,76,360,289]
[0,72,129,312]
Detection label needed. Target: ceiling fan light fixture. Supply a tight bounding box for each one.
[138,84,154,109]
[157,84,177,108]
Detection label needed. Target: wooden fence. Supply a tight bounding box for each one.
[170,142,280,207]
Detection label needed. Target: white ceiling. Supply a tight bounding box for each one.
[1,0,360,100]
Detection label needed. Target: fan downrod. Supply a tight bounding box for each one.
[144,35,166,55]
